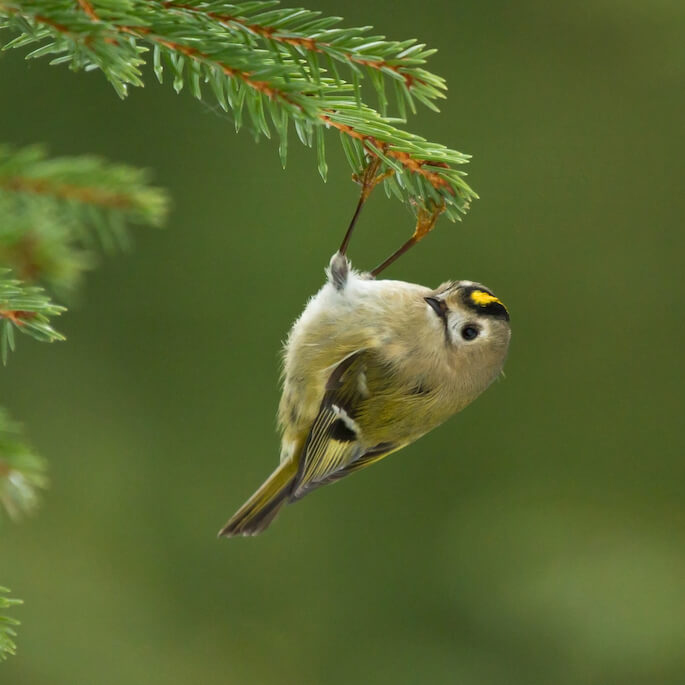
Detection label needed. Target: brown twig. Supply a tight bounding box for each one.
[76,0,98,22]
[321,115,453,193]
[125,25,298,103]
[0,176,136,209]
[0,309,35,326]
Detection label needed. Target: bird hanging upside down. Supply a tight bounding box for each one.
[219,168,511,537]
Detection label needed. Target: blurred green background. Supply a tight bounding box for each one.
[2,1,684,683]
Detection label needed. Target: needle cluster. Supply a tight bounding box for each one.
[0,586,22,662]
[0,0,477,221]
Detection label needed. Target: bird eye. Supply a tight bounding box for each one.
[461,325,480,341]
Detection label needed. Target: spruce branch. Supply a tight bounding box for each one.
[0,409,48,521]
[0,271,65,364]
[0,1,477,222]
[0,145,169,294]
[0,145,166,533]
[0,586,22,662]
[154,1,446,116]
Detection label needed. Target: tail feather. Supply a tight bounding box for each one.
[218,459,298,538]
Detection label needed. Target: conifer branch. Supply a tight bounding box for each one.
[0,1,477,222]
[0,144,167,569]
[0,144,166,544]
[0,145,169,294]
[0,271,65,363]
[155,1,446,113]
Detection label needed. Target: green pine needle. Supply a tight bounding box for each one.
[0,270,65,363]
[0,586,22,662]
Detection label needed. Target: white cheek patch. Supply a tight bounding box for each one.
[447,313,489,344]
[446,312,465,344]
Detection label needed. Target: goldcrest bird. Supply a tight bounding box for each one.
[219,174,511,537]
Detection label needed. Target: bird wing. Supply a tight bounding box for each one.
[291,350,404,500]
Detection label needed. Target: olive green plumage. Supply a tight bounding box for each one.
[219,252,510,537]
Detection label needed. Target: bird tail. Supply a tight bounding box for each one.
[218,459,298,538]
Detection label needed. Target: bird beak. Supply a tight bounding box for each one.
[424,296,447,318]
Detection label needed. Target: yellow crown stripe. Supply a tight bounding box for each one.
[470,290,507,309]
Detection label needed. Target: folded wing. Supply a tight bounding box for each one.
[291,350,404,500]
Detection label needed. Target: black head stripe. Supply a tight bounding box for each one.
[460,285,510,321]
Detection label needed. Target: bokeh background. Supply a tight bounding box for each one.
[2,1,684,683]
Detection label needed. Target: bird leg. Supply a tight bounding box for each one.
[370,202,445,278]
[338,156,393,256]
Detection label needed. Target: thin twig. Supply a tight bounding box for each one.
[0,176,137,209]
